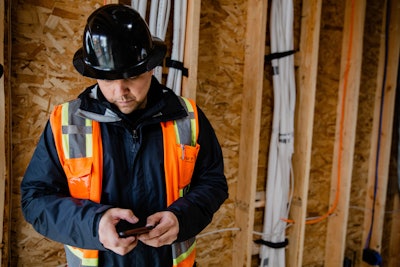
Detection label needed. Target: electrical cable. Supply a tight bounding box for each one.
[280,0,357,226]
[304,0,356,225]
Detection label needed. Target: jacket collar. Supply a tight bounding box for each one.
[76,76,188,126]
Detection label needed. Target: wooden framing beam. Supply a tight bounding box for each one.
[361,0,400,265]
[181,0,201,100]
[288,1,322,266]
[232,0,268,266]
[324,0,366,266]
[0,0,6,265]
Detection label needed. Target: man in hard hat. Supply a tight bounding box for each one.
[21,4,228,267]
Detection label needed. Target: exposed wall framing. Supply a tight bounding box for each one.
[7,0,400,266]
[252,0,400,266]
[361,0,400,266]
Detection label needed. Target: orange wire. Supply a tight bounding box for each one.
[282,0,356,225]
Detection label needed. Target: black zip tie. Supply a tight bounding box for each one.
[165,58,189,77]
[265,50,297,62]
[254,238,289,249]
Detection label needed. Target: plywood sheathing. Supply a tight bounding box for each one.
[10,1,102,266]
[196,1,247,266]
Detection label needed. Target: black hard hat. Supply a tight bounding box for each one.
[73,4,167,80]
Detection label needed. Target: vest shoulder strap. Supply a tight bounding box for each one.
[161,96,200,206]
[50,99,103,203]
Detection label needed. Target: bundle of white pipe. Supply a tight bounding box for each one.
[259,0,296,266]
[131,0,186,95]
[131,0,171,83]
[149,0,171,82]
[131,0,147,18]
[166,0,187,95]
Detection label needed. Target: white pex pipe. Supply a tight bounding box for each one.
[133,0,186,95]
[147,0,171,82]
[167,0,187,95]
[259,0,296,266]
[138,0,147,18]
[131,0,147,18]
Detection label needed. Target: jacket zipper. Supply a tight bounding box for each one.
[132,129,138,140]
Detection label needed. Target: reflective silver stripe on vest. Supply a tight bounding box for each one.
[172,97,197,266]
[172,237,196,265]
[175,97,196,146]
[65,245,98,267]
[61,100,93,159]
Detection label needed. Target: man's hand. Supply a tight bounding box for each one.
[98,208,139,255]
[138,211,179,247]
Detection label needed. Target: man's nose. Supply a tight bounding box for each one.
[113,80,129,95]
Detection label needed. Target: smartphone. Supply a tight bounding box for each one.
[118,225,155,238]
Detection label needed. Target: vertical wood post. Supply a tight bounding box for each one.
[181,0,201,100]
[324,0,366,265]
[288,1,322,266]
[233,0,267,266]
[0,0,10,266]
[361,0,400,265]
[0,0,5,264]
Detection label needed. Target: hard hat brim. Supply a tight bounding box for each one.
[73,38,167,80]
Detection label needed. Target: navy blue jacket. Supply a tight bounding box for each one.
[21,77,228,266]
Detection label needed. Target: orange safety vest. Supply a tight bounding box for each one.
[50,96,199,267]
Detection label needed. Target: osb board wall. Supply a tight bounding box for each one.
[11,1,106,266]
[196,0,246,266]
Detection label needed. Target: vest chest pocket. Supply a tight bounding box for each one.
[63,157,93,199]
[176,144,200,190]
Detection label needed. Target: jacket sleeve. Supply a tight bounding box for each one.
[167,107,229,241]
[20,121,110,250]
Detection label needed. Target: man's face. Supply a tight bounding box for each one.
[97,71,153,114]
